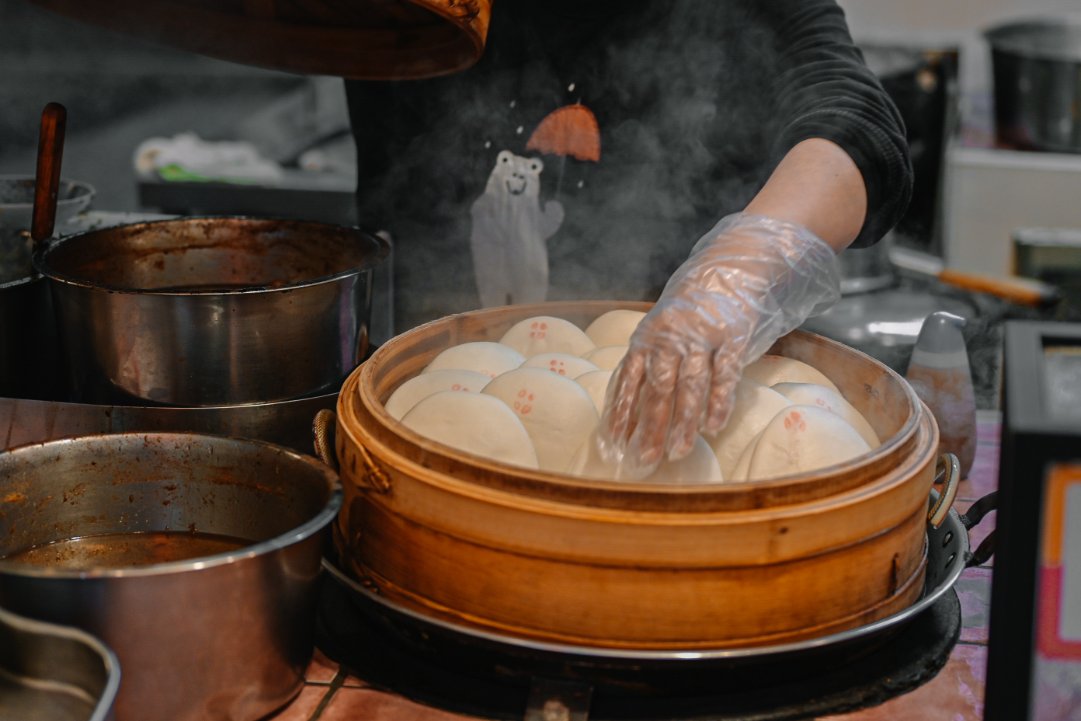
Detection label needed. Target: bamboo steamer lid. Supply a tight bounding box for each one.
[26,0,493,79]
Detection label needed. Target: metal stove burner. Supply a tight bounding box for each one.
[314,572,961,721]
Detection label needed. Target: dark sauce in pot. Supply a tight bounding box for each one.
[2,531,253,570]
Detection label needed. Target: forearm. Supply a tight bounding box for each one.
[743,137,867,253]
[752,0,912,247]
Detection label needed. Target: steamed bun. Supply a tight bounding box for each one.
[742,354,840,393]
[584,309,646,347]
[425,341,524,378]
[500,316,595,357]
[739,405,871,481]
[482,367,599,473]
[522,352,599,379]
[401,391,539,469]
[575,369,614,413]
[568,431,722,484]
[582,345,628,371]
[770,382,880,449]
[385,368,492,420]
[706,379,792,479]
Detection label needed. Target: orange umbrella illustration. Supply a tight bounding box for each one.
[525,103,601,162]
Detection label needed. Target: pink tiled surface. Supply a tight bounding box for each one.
[319,687,472,721]
[303,649,341,685]
[269,416,1002,721]
[266,685,334,721]
[956,566,993,645]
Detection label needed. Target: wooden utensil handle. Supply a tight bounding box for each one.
[32,102,67,242]
[937,268,1058,307]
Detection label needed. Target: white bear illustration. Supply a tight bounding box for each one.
[469,150,565,307]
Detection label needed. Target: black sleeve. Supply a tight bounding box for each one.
[344,79,409,233]
[755,0,913,248]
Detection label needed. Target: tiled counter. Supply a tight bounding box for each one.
[272,412,1001,721]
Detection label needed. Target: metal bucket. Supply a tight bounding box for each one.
[0,175,94,400]
[0,432,341,721]
[33,216,389,406]
[986,17,1081,153]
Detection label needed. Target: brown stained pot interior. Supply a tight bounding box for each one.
[37,217,386,292]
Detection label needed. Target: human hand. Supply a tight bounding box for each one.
[597,213,841,476]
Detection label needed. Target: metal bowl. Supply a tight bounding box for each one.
[33,216,390,406]
[0,432,342,721]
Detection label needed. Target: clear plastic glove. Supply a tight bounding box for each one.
[597,212,841,477]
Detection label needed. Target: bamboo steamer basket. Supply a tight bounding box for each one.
[333,301,942,650]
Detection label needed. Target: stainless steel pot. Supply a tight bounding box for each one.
[0,391,338,454]
[32,216,390,406]
[0,432,341,721]
[986,17,1081,152]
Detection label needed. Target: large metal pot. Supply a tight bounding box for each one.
[33,216,389,406]
[0,432,341,721]
[986,17,1081,153]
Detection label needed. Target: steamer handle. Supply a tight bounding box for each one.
[312,409,339,472]
[928,452,960,529]
[960,491,997,568]
[312,408,391,493]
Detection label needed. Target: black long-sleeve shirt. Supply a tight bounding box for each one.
[345,0,912,332]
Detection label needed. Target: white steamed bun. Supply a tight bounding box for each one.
[482,367,599,473]
[401,391,539,469]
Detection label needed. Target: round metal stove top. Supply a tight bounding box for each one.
[314,572,961,721]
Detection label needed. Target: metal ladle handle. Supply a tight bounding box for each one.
[31,102,67,244]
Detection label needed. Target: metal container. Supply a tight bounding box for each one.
[986,17,1081,153]
[0,392,337,454]
[32,216,390,406]
[0,432,342,721]
[0,606,120,721]
[0,175,94,400]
